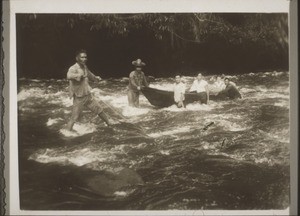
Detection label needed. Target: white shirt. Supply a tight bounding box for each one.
[173,82,186,102]
[214,80,226,91]
[189,79,208,93]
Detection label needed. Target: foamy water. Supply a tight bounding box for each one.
[59,123,97,137]
[18,71,290,210]
[149,83,175,91]
[29,147,118,167]
[18,88,46,101]
[149,126,191,138]
[46,117,64,126]
[122,106,150,117]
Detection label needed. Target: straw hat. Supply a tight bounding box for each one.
[132,59,146,67]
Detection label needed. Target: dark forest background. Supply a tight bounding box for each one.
[16,13,288,79]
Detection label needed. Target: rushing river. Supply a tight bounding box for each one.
[17,71,290,210]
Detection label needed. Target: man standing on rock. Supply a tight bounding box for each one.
[128,58,149,107]
[66,49,111,131]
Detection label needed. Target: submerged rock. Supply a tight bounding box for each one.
[77,167,144,197]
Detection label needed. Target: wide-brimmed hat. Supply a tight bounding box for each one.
[132,59,146,67]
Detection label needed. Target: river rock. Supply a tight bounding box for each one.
[80,167,144,196]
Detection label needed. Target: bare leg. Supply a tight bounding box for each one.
[128,90,135,107]
[98,112,111,126]
[176,101,185,108]
[134,92,139,107]
[66,119,75,131]
[85,95,111,127]
[66,97,82,131]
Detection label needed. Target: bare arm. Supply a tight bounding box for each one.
[142,72,149,87]
[86,70,101,82]
[205,84,209,102]
[180,85,185,101]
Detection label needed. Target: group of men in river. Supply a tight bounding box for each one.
[65,50,241,131]
[173,73,241,108]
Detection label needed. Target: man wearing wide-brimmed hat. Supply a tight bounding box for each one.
[128,59,149,107]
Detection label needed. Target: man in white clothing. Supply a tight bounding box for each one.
[215,76,226,90]
[173,75,186,108]
[189,73,210,104]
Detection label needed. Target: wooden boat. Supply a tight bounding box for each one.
[141,87,223,107]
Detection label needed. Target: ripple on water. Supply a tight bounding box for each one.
[18,73,290,210]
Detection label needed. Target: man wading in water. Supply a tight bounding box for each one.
[127,59,149,107]
[173,75,186,108]
[217,77,242,99]
[66,49,111,131]
[189,73,210,104]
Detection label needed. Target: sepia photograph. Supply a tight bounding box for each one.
[2,0,297,215]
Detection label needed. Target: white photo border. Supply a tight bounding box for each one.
[3,0,297,215]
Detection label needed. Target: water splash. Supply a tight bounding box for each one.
[18,72,290,210]
[18,88,46,101]
[122,106,150,117]
[29,147,118,167]
[149,126,191,138]
[46,117,64,126]
[59,123,97,137]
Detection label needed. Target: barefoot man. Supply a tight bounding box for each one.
[66,49,111,131]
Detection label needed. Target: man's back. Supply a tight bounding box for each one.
[225,83,242,99]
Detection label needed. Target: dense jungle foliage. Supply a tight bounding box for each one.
[17,13,288,78]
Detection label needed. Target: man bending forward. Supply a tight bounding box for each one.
[66,49,111,131]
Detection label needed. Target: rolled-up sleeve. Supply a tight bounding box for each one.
[67,67,79,80]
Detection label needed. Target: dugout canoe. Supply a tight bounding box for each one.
[141,86,241,107]
[141,87,220,107]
